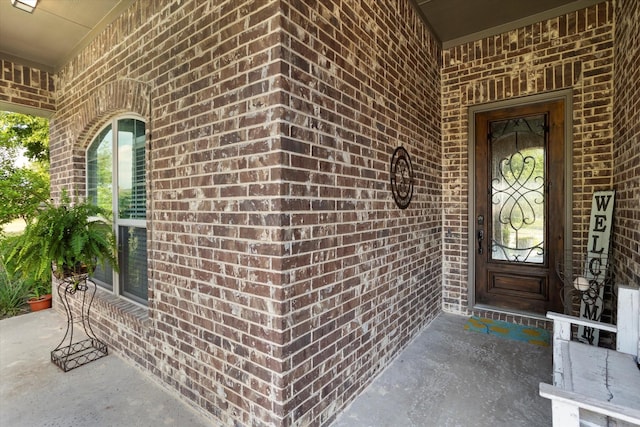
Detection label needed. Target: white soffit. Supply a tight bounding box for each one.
[0,0,133,72]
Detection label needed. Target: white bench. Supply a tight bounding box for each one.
[539,285,640,427]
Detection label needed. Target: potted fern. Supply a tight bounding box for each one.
[26,278,53,311]
[9,191,118,289]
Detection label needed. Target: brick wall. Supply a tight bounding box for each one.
[277,1,441,425]
[612,0,640,286]
[441,1,614,324]
[0,59,55,113]
[8,0,637,424]
[49,0,442,426]
[50,1,290,425]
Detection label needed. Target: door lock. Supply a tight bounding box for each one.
[477,215,485,254]
[477,229,484,254]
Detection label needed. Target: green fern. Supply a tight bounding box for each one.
[8,191,118,282]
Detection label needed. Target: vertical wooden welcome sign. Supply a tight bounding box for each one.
[578,190,615,345]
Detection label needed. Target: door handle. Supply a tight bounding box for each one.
[477,229,484,254]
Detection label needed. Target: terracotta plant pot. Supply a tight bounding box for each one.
[27,294,52,312]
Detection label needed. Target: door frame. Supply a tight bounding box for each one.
[466,89,573,316]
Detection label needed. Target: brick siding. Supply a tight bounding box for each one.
[48,0,441,426]
[277,1,441,425]
[50,1,291,425]
[441,1,615,324]
[0,59,55,113]
[613,0,640,286]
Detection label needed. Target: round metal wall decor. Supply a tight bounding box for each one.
[390,146,413,209]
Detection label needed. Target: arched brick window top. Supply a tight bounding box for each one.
[75,79,151,151]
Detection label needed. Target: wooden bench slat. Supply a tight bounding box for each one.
[546,312,618,333]
[606,348,640,409]
[617,285,640,355]
[565,341,611,400]
[539,383,640,425]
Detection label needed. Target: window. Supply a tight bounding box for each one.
[87,117,148,304]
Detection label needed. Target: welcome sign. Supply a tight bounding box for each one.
[578,190,615,345]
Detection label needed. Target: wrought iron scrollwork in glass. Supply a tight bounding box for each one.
[489,115,546,264]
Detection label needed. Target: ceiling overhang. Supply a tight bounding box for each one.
[0,0,134,73]
[0,0,607,75]
[412,0,604,48]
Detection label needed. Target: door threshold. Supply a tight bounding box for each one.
[472,304,548,322]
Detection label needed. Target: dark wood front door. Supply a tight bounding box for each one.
[475,100,565,315]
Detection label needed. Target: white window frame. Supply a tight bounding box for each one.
[86,114,148,306]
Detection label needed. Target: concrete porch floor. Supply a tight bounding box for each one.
[331,313,552,427]
[0,310,552,427]
[0,309,210,427]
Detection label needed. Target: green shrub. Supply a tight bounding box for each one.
[0,260,31,317]
[0,234,50,317]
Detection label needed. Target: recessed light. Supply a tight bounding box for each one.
[11,0,38,13]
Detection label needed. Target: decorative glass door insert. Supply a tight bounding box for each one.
[489,115,546,264]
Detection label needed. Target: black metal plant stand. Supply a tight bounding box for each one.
[51,274,108,371]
